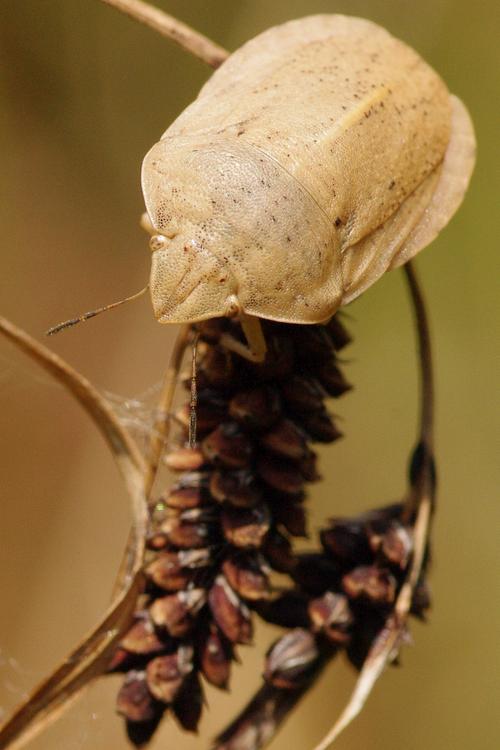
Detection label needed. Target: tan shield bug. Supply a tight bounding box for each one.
[141,15,475,360]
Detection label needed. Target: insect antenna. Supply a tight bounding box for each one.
[45,285,149,336]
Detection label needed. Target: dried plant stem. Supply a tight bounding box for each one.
[0,316,148,749]
[311,261,436,750]
[404,261,434,452]
[99,0,230,68]
[402,260,435,524]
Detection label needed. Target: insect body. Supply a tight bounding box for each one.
[142,15,475,345]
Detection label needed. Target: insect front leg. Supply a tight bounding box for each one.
[220,313,267,363]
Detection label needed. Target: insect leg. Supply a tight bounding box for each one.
[219,313,267,363]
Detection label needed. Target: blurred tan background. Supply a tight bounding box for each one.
[1,1,498,749]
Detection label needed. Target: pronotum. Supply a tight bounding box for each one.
[141,14,475,360]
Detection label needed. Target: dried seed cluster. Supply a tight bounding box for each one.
[109,316,352,744]
[261,504,430,691]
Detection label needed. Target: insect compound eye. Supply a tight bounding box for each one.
[149,234,169,252]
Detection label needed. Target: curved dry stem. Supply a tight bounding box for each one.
[310,260,436,750]
[404,261,434,452]
[402,260,436,521]
[0,316,148,749]
[99,0,230,68]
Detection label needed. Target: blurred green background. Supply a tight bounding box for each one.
[1,1,498,749]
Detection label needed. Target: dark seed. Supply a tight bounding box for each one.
[282,375,325,412]
[342,565,397,605]
[259,419,308,460]
[198,622,233,689]
[321,519,372,564]
[316,362,352,398]
[262,530,297,573]
[264,628,319,689]
[150,589,206,636]
[172,672,204,732]
[209,469,262,507]
[292,553,342,594]
[208,575,253,644]
[164,485,207,510]
[199,346,235,388]
[257,454,304,494]
[308,591,353,644]
[272,500,307,537]
[229,385,281,431]
[126,712,164,747]
[255,591,310,629]
[146,549,211,591]
[176,397,227,434]
[222,555,270,601]
[121,615,165,655]
[117,671,157,723]
[165,446,206,472]
[300,409,342,443]
[160,508,215,549]
[221,503,271,548]
[381,523,413,568]
[146,646,193,704]
[324,317,352,350]
[202,423,253,468]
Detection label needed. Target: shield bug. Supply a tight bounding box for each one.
[142,14,475,360]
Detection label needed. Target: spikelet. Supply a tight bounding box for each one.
[109,315,352,744]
